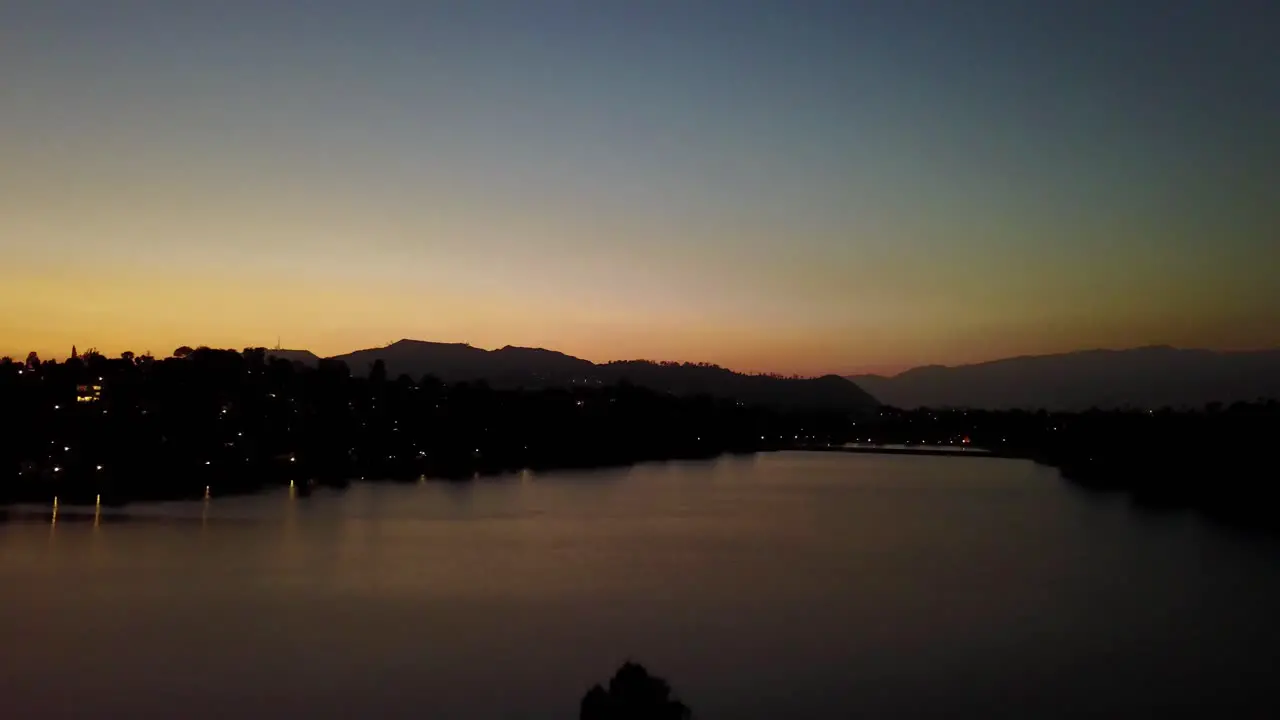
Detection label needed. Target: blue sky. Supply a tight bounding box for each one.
[2,0,1276,373]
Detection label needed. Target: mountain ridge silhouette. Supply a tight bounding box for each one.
[271,339,878,412]
[848,346,1280,410]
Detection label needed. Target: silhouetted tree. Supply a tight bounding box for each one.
[173,346,194,359]
[370,358,387,385]
[25,351,39,368]
[580,662,691,719]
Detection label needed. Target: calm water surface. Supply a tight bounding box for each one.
[3,452,1278,719]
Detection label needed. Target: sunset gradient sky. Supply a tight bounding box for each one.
[3,1,1277,375]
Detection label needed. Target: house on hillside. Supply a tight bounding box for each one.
[76,383,102,403]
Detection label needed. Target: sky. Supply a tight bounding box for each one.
[2,0,1277,375]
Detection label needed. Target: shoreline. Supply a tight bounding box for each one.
[1,444,781,508]
[802,442,1276,534]
[11,440,1276,536]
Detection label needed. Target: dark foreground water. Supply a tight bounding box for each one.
[3,452,1278,719]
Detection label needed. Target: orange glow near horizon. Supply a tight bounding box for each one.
[3,241,1278,375]
[4,265,1278,379]
[2,4,1277,376]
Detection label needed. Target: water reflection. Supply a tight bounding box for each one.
[2,454,1279,719]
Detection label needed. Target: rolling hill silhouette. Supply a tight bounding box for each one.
[265,349,321,366]
[848,346,1280,410]
[327,339,878,412]
[330,340,593,385]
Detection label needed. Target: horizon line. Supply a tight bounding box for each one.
[7,338,1280,380]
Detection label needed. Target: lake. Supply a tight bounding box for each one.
[3,452,1278,718]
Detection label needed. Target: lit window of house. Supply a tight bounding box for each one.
[76,384,103,403]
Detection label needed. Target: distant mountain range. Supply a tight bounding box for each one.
[847,346,1280,410]
[270,340,878,413]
